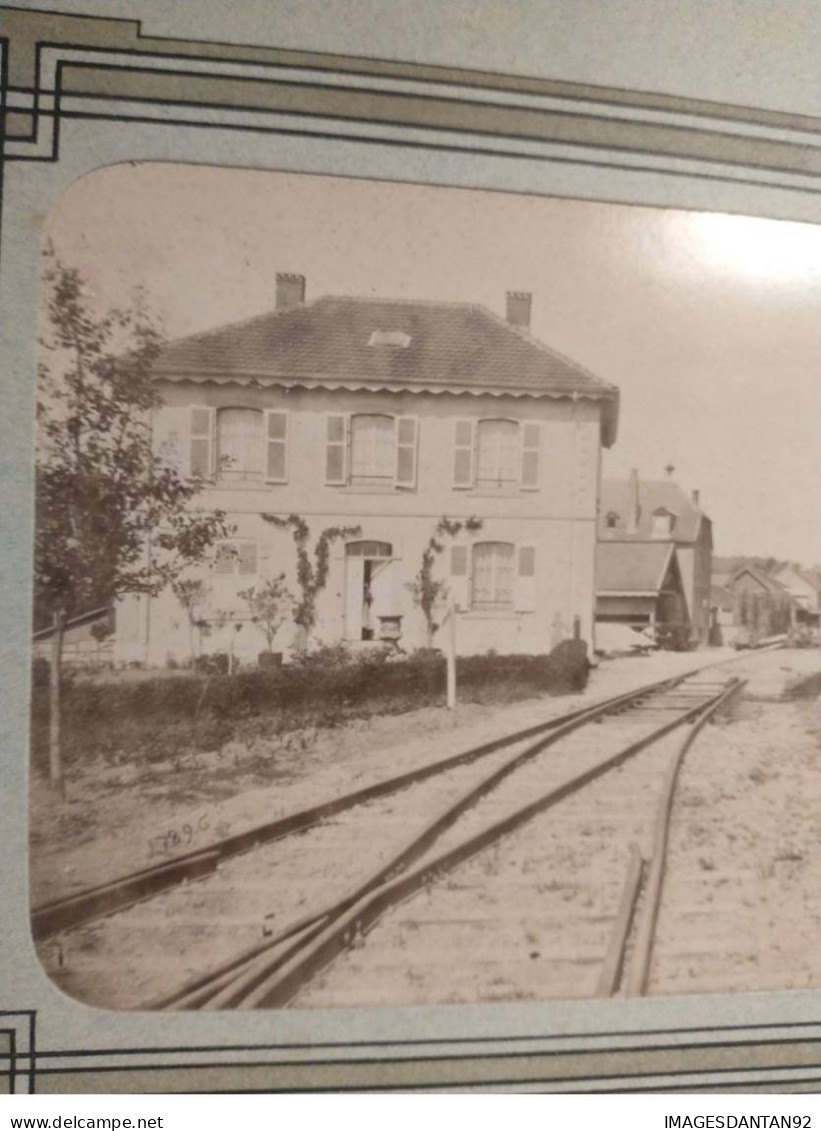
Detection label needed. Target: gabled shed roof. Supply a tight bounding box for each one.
[596,541,677,595]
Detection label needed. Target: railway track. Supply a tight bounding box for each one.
[32,659,741,942]
[180,675,744,1010]
[35,654,761,1010]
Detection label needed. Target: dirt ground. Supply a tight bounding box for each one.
[29,646,817,911]
[292,664,821,1008]
[30,645,820,1009]
[27,648,722,906]
[650,689,821,996]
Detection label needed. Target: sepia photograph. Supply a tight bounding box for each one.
[28,163,821,1015]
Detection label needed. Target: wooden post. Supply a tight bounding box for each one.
[445,605,456,710]
[49,609,66,801]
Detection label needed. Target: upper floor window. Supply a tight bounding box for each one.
[453,418,540,491]
[651,507,676,537]
[189,407,288,484]
[605,511,619,529]
[218,408,263,481]
[325,413,418,489]
[350,414,395,485]
[476,420,518,487]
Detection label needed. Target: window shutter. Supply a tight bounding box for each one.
[237,542,258,575]
[514,545,537,611]
[450,544,470,611]
[453,420,474,488]
[190,407,215,479]
[395,416,418,488]
[325,414,348,485]
[520,421,540,489]
[264,411,289,483]
[214,542,235,575]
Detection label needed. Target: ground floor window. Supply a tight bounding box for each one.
[471,541,515,610]
[214,539,258,575]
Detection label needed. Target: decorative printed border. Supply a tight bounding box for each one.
[2,3,821,1094]
[3,6,821,193]
[23,1022,821,1093]
[0,1012,37,1095]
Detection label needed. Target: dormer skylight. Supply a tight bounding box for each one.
[368,330,411,348]
[651,507,676,536]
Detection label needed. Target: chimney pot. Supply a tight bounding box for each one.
[276,273,306,310]
[692,488,701,507]
[505,290,532,329]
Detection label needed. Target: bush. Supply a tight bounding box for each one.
[29,641,591,772]
[31,656,51,690]
[786,624,819,649]
[654,623,693,652]
[194,652,230,675]
[544,638,591,691]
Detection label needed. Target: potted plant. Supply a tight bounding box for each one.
[239,575,293,669]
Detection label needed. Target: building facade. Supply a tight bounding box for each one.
[770,565,820,626]
[116,277,619,665]
[711,565,795,644]
[598,470,713,644]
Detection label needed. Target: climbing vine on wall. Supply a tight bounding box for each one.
[407,516,483,646]
[262,514,361,643]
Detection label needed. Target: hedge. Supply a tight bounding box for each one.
[30,640,589,771]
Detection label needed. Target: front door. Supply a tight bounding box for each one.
[344,541,393,641]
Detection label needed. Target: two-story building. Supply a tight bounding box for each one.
[116,276,619,664]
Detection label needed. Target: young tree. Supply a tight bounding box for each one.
[35,250,231,796]
[407,516,483,646]
[172,578,211,668]
[262,515,361,651]
[89,618,113,667]
[239,574,293,658]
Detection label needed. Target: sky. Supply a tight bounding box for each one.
[43,163,821,565]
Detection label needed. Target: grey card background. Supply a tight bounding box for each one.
[1,0,820,1092]
[11,0,821,117]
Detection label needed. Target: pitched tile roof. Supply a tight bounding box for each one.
[730,565,793,599]
[599,479,707,544]
[596,541,676,594]
[150,295,619,445]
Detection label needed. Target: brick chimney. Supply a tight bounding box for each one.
[627,468,640,534]
[505,291,532,329]
[276,273,306,310]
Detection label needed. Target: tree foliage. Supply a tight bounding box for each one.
[35,249,231,626]
[239,575,293,652]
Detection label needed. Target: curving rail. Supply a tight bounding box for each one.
[155,675,745,1009]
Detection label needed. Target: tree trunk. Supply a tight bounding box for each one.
[49,609,66,801]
